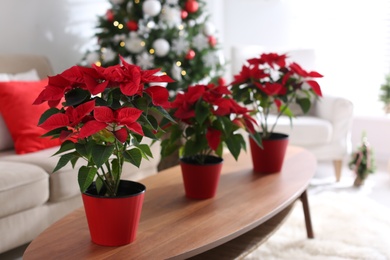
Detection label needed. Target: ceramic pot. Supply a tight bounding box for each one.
[249,132,289,174]
[180,155,223,199]
[82,180,145,246]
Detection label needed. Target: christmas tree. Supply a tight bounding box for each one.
[348,132,376,186]
[81,0,226,93]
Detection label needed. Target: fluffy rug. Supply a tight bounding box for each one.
[244,192,390,260]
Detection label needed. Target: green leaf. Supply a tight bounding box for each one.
[75,143,89,158]
[53,140,75,156]
[95,177,104,194]
[91,144,115,168]
[78,166,97,193]
[150,106,175,123]
[133,96,149,111]
[123,148,142,167]
[65,88,90,106]
[53,152,78,172]
[225,134,243,161]
[38,108,61,125]
[297,97,311,114]
[136,144,153,159]
[195,101,209,125]
[147,115,158,130]
[111,158,121,182]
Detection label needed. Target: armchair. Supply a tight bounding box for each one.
[230,45,354,181]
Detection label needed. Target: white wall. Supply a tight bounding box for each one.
[0,0,108,73]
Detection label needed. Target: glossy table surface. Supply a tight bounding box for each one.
[23,146,316,260]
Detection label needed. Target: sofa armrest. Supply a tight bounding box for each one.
[313,95,354,143]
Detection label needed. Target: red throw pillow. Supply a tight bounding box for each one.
[0,79,61,154]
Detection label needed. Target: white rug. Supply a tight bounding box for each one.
[244,192,390,260]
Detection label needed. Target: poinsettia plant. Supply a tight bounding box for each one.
[159,83,261,165]
[230,52,323,139]
[33,56,174,197]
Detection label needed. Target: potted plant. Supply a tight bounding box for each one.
[159,83,261,199]
[230,52,323,173]
[348,132,376,186]
[33,56,174,246]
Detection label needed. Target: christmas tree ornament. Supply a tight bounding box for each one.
[160,6,182,27]
[106,9,114,22]
[192,34,209,50]
[142,0,162,17]
[124,33,145,54]
[203,22,216,36]
[171,36,190,55]
[185,49,196,60]
[185,0,199,13]
[208,36,217,47]
[102,48,116,62]
[127,20,138,31]
[152,39,170,57]
[181,10,188,20]
[136,52,155,69]
[171,63,183,81]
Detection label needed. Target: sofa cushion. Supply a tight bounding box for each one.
[269,115,332,146]
[0,161,49,218]
[0,79,61,154]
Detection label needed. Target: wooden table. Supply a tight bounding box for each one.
[23,146,316,260]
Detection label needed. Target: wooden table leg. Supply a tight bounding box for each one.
[300,190,314,239]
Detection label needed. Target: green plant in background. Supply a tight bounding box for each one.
[379,73,390,114]
[81,0,226,93]
[348,131,376,186]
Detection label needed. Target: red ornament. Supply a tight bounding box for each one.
[181,10,188,20]
[106,9,114,22]
[185,0,199,13]
[126,20,138,31]
[218,77,226,86]
[208,36,217,47]
[185,50,196,60]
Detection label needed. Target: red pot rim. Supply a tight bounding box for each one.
[83,180,146,199]
[180,155,224,165]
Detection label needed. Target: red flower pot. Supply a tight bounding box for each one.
[249,133,289,174]
[180,156,223,199]
[81,180,145,246]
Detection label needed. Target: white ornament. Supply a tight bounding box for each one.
[110,0,124,5]
[202,51,219,68]
[153,38,170,57]
[136,52,155,69]
[121,56,133,65]
[103,48,116,62]
[160,5,182,28]
[192,34,209,51]
[142,0,162,17]
[85,52,100,66]
[171,37,189,55]
[203,22,216,36]
[125,32,145,54]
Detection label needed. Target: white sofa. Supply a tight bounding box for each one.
[231,46,354,181]
[0,54,161,254]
